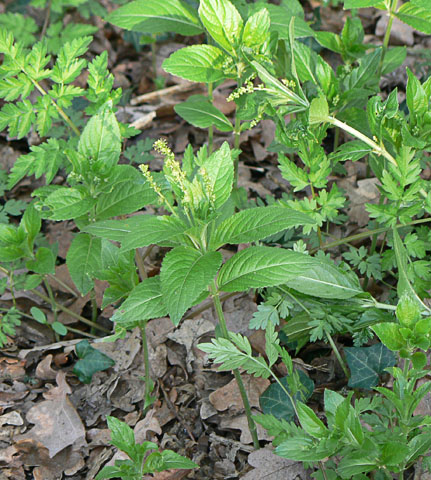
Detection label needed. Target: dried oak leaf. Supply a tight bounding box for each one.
[242,447,309,480]
[17,371,86,457]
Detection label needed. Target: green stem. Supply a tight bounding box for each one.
[327,116,397,166]
[140,322,155,408]
[30,78,80,136]
[207,82,214,154]
[211,282,260,449]
[47,273,78,297]
[135,249,147,280]
[40,0,52,40]
[311,217,431,254]
[377,0,398,77]
[43,278,59,340]
[90,290,98,335]
[30,288,110,333]
[151,34,158,84]
[233,107,241,188]
[326,330,350,379]
[310,184,323,247]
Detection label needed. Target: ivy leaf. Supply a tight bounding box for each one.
[217,247,318,292]
[175,95,233,132]
[345,343,396,389]
[107,0,203,36]
[212,206,315,248]
[260,372,314,421]
[73,340,115,384]
[112,276,167,329]
[66,233,102,295]
[162,45,227,83]
[161,247,222,325]
[198,0,243,56]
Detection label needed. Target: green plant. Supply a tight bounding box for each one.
[95,416,198,480]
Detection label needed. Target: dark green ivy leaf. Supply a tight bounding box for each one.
[73,340,115,384]
[344,343,396,390]
[260,372,314,421]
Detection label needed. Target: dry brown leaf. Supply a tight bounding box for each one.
[143,470,192,480]
[241,447,309,480]
[0,357,26,380]
[35,354,57,381]
[220,411,273,444]
[18,371,86,457]
[167,318,214,372]
[0,410,23,427]
[209,375,270,414]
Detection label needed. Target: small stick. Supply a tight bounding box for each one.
[130,82,200,105]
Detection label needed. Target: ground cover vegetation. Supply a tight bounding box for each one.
[1,0,431,478]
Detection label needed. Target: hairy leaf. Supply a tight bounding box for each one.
[217,247,318,292]
[163,45,227,83]
[107,0,203,35]
[161,247,222,324]
[66,233,102,295]
[212,206,315,248]
[175,95,233,132]
[112,276,167,329]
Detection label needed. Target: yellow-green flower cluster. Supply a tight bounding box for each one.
[199,167,216,205]
[281,78,296,89]
[139,164,162,196]
[227,79,255,102]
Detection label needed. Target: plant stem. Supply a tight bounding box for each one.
[326,330,350,379]
[40,0,52,40]
[31,288,110,333]
[377,0,398,77]
[233,108,241,188]
[47,273,79,297]
[140,321,154,408]
[135,249,147,280]
[211,282,260,449]
[151,34,158,84]
[43,277,59,339]
[327,116,397,166]
[207,82,214,154]
[311,217,431,254]
[310,184,323,247]
[29,78,81,136]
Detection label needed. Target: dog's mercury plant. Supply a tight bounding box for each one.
[2,0,431,477]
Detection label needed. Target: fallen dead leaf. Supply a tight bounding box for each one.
[209,375,270,415]
[167,318,214,372]
[17,371,86,457]
[220,410,273,444]
[241,447,309,480]
[35,354,57,381]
